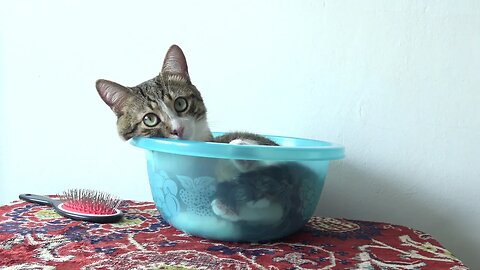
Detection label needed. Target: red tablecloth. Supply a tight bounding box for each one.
[0,199,467,270]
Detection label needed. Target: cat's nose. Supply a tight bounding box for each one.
[171,127,184,138]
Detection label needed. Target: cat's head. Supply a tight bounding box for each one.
[96,45,213,141]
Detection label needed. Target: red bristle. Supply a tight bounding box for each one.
[60,189,122,215]
[62,201,116,215]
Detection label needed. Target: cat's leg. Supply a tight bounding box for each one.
[245,198,270,208]
[212,197,282,224]
[228,139,262,172]
[210,180,274,222]
[211,199,240,221]
[238,201,283,224]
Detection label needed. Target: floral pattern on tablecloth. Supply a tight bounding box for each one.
[0,200,468,270]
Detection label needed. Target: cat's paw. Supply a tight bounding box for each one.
[246,198,271,209]
[211,199,240,222]
[229,139,260,172]
[229,139,259,146]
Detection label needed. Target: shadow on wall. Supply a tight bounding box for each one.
[316,160,474,267]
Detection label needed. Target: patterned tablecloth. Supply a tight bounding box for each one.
[0,199,467,270]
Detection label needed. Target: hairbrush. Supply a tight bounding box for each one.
[19,189,124,223]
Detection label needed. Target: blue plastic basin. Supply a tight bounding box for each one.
[131,133,344,242]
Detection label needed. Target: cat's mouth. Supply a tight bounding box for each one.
[169,134,181,140]
[168,127,185,140]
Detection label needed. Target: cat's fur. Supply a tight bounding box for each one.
[96,45,310,234]
[214,132,279,182]
[215,132,278,146]
[212,162,313,239]
[96,45,212,142]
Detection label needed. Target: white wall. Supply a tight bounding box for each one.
[1,0,479,267]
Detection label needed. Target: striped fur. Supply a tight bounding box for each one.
[96,45,212,141]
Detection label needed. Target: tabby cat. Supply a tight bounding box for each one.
[96,45,212,142]
[96,45,311,236]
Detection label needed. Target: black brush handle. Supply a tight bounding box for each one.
[19,194,61,207]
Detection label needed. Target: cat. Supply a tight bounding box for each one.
[96,45,212,142]
[95,44,276,181]
[212,162,315,239]
[214,131,278,182]
[96,45,313,238]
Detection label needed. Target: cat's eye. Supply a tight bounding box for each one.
[174,97,188,113]
[143,113,160,127]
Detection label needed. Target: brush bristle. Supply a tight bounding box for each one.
[60,189,123,215]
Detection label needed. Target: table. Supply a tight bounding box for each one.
[0,199,468,269]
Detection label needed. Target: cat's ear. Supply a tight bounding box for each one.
[161,44,190,81]
[96,79,132,116]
